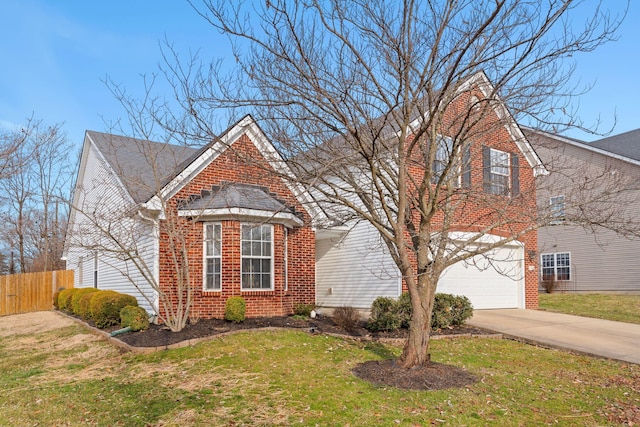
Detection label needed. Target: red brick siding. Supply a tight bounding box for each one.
[158,134,316,319]
[400,90,539,308]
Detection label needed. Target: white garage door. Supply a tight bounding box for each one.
[437,243,524,309]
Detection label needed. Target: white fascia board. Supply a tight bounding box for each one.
[178,207,304,228]
[315,226,350,240]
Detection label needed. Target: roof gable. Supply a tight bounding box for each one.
[406,71,547,176]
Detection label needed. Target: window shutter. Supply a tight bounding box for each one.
[511,153,520,196]
[462,144,471,188]
[482,146,491,193]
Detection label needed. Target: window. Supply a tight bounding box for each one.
[432,136,454,184]
[203,223,222,291]
[541,252,571,281]
[432,136,471,187]
[241,224,273,290]
[550,195,565,224]
[483,146,519,196]
[93,252,98,288]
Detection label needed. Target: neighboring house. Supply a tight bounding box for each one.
[525,128,640,293]
[64,75,544,319]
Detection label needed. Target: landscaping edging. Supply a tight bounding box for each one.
[56,310,503,354]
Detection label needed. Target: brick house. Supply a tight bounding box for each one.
[63,117,317,319]
[64,73,544,318]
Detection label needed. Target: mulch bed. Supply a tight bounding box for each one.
[106,314,489,390]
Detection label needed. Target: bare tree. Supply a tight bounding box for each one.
[113,1,626,366]
[0,119,74,273]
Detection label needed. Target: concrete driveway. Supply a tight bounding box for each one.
[468,309,640,364]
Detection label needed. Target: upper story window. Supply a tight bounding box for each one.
[550,195,565,224]
[432,136,471,188]
[241,224,273,290]
[483,146,519,196]
[541,252,571,281]
[203,223,222,291]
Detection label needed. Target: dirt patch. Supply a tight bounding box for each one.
[353,359,477,390]
[0,311,75,337]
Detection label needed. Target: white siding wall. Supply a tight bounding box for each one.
[316,221,401,309]
[65,142,158,313]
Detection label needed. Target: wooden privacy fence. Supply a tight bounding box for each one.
[0,270,74,317]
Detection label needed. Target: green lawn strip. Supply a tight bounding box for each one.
[1,327,638,426]
[539,293,640,324]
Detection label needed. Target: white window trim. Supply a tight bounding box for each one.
[240,223,275,291]
[203,223,222,291]
[284,227,288,292]
[540,252,571,282]
[489,148,510,194]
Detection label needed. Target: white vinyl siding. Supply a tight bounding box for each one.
[241,224,273,290]
[203,223,222,291]
[64,141,158,313]
[316,221,401,309]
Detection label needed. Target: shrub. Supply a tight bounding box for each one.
[396,292,412,329]
[57,288,78,312]
[224,296,246,323]
[431,293,474,329]
[293,303,316,317]
[53,289,65,309]
[90,291,138,329]
[367,296,402,332]
[70,288,99,316]
[120,305,150,332]
[332,306,361,331]
[367,292,473,332]
[76,291,100,320]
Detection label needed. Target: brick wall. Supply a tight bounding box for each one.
[157,134,316,319]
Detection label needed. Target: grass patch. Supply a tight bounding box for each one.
[539,293,640,324]
[0,322,638,425]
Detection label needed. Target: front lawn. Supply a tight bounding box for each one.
[0,317,638,426]
[538,293,640,324]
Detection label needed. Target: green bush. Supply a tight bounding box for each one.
[70,288,99,316]
[367,296,402,332]
[293,303,316,317]
[57,288,79,312]
[120,305,150,332]
[53,289,65,309]
[224,296,246,323]
[89,290,138,329]
[367,292,473,332]
[431,293,473,329]
[76,291,100,320]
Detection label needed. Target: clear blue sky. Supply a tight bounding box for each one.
[0,0,637,152]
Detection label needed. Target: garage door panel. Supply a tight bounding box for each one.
[437,246,523,309]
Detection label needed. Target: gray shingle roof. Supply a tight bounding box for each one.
[180,182,293,214]
[589,128,640,162]
[87,130,201,203]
